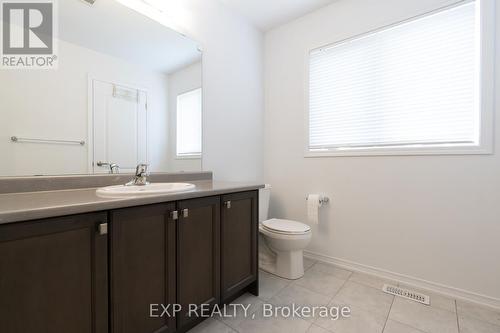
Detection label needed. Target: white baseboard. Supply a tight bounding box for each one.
[304,250,500,310]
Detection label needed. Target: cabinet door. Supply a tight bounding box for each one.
[177,196,220,330]
[110,203,176,333]
[221,191,258,301]
[0,212,108,333]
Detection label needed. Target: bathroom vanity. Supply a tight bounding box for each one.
[0,1,262,332]
[0,175,262,333]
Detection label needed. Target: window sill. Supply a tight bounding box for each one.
[305,145,493,158]
[176,155,202,160]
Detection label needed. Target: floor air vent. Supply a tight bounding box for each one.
[383,284,430,305]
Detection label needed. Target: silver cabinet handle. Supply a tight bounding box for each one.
[225,201,231,209]
[98,223,108,235]
[183,209,189,218]
[170,211,179,220]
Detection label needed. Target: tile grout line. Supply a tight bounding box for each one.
[256,270,292,302]
[296,262,353,301]
[304,260,317,272]
[221,318,239,333]
[310,273,351,332]
[381,294,396,333]
[390,319,428,333]
[304,321,314,333]
[454,299,500,329]
[258,261,336,304]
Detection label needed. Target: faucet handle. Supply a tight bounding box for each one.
[135,163,149,177]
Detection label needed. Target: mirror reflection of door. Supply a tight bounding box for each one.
[91,79,148,174]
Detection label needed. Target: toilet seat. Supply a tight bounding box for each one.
[261,218,310,235]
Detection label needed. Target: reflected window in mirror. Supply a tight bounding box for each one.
[176,88,202,158]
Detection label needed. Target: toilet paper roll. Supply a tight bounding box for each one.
[307,194,322,225]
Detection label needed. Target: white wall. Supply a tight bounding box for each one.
[177,0,264,181]
[167,61,203,172]
[0,38,169,176]
[264,0,500,304]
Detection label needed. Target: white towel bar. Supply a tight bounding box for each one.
[10,136,85,146]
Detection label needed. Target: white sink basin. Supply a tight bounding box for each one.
[96,182,196,197]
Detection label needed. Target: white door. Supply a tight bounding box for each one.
[91,79,148,173]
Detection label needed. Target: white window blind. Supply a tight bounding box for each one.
[177,88,202,157]
[309,1,480,153]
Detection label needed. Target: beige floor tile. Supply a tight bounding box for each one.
[457,300,500,327]
[459,315,500,333]
[349,272,398,290]
[273,284,332,307]
[383,320,426,333]
[237,306,312,333]
[220,293,264,328]
[190,318,236,333]
[304,257,317,271]
[398,284,456,313]
[270,284,333,322]
[314,305,386,333]
[307,324,332,333]
[311,263,352,280]
[294,265,347,297]
[259,270,291,300]
[251,264,500,333]
[334,281,394,318]
[389,297,458,333]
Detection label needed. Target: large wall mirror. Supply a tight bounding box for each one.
[0,0,202,177]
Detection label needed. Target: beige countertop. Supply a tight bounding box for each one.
[0,180,264,224]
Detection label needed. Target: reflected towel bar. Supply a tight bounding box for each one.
[10,136,86,146]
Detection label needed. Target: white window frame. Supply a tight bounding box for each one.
[304,0,495,158]
[176,88,202,159]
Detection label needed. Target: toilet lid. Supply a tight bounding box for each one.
[262,218,311,234]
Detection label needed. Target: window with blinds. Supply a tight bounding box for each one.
[177,88,202,157]
[308,1,483,155]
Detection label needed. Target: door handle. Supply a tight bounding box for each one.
[182,209,189,218]
[170,211,179,220]
[225,201,231,209]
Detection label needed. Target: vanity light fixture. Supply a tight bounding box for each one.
[115,0,191,33]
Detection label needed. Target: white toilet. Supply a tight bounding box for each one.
[259,185,312,280]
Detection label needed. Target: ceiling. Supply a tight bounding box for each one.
[217,0,337,31]
[59,0,201,74]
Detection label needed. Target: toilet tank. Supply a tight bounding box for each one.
[259,184,272,222]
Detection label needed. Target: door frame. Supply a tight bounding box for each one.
[87,74,149,173]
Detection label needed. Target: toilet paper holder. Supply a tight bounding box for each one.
[306,195,330,205]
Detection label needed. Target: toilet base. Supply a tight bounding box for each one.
[275,249,305,280]
[258,238,305,280]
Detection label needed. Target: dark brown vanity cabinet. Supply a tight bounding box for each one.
[0,190,258,333]
[0,212,109,333]
[221,191,258,302]
[109,196,223,333]
[176,197,220,331]
[109,203,177,333]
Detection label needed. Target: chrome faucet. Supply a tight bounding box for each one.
[109,163,120,174]
[126,163,150,186]
[97,161,120,174]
